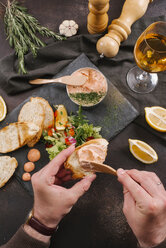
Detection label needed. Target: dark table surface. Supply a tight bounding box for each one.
[0,0,166,247]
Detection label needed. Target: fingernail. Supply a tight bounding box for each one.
[83,182,90,191]
[117,168,125,175]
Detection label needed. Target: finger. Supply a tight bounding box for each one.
[61,174,72,182]
[68,174,96,202]
[127,170,166,197]
[54,177,62,185]
[57,168,72,178]
[117,168,152,204]
[123,186,136,216]
[43,145,75,176]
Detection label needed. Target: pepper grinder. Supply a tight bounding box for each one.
[87,0,110,34]
[97,0,152,57]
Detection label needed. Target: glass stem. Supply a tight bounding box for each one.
[136,71,148,82]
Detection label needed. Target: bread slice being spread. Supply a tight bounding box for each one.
[18,101,45,147]
[0,156,18,188]
[30,97,54,130]
[65,138,109,179]
[0,122,39,153]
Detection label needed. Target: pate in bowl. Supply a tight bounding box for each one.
[66,67,108,107]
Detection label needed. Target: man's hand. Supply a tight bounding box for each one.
[117,168,166,248]
[31,145,96,229]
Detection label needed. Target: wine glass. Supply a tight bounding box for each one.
[127,21,166,94]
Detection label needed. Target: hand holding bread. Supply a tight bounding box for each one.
[31,145,96,228]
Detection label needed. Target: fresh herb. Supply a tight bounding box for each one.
[3,0,66,74]
[68,105,88,127]
[69,92,105,106]
[68,106,101,146]
[42,106,102,159]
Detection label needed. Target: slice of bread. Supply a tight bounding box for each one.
[0,156,18,188]
[18,101,45,147]
[0,122,40,153]
[30,97,54,129]
[65,138,109,179]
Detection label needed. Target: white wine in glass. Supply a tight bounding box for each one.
[127,21,166,94]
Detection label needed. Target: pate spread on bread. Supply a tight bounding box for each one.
[65,138,108,179]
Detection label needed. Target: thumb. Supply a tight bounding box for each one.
[69,174,96,202]
[44,145,75,176]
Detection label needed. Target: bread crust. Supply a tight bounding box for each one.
[18,101,45,147]
[30,97,54,129]
[65,138,109,179]
[0,122,39,153]
[0,156,18,188]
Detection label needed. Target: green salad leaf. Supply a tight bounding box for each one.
[69,106,102,146]
[46,141,67,160]
[42,106,102,159]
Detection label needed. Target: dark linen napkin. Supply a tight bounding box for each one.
[0,14,165,141]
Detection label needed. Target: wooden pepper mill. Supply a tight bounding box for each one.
[87,0,110,34]
[97,0,152,57]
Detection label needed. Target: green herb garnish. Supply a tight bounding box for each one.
[68,106,101,146]
[69,92,105,106]
[3,0,66,74]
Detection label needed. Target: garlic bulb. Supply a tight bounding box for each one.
[59,20,79,37]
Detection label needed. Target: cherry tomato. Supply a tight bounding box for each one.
[48,125,53,129]
[86,136,94,141]
[54,110,58,118]
[64,131,67,137]
[65,138,71,146]
[48,129,53,136]
[45,143,53,148]
[69,128,75,136]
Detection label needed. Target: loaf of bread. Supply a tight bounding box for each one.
[65,138,109,179]
[18,101,45,147]
[0,122,40,153]
[30,97,54,129]
[0,156,18,188]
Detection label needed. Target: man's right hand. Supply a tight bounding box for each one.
[117,168,166,248]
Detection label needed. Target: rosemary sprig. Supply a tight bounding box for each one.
[3,0,66,74]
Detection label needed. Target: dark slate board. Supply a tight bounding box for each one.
[0,53,139,195]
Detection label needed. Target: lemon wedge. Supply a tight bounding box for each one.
[55,105,68,130]
[145,106,166,132]
[128,139,158,164]
[0,96,7,121]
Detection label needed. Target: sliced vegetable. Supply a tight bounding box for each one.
[43,105,102,160]
[55,105,68,130]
